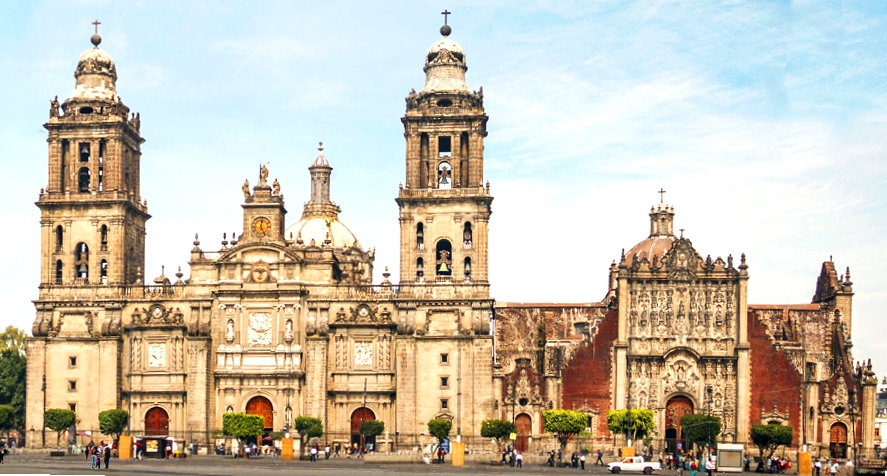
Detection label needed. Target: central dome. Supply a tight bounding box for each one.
[285,216,359,249]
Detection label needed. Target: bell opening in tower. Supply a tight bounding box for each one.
[55,226,63,251]
[79,143,90,162]
[435,240,452,276]
[416,257,424,282]
[74,242,89,280]
[78,167,91,192]
[416,222,424,250]
[463,222,472,249]
[438,136,451,157]
[55,260,63,285]
[438,161,451,190]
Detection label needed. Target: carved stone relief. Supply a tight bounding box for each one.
[148,343,166,367]
[354,341,373,367]
[248,312,272,346]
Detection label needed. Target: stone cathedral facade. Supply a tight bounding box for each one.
[26,22,879,460]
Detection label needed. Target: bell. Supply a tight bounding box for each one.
[416,262,424,273]
[80,144,89,155]
[78,263,88,273]
[464,261,471,274]
[438,262,450,273]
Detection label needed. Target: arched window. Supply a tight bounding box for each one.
[77,167,91,192]
[435,240,452,276]
[464,257,472,282]
[55,226,63,251]
[100,259,108,284]
[100,225,108,250]
[438,161,451,190]
[75,242,89,279]
[463,222,472,249]
[416,223,424,250]
[55,260,63,284]
[416,258,424,282]
[79,143,90,162]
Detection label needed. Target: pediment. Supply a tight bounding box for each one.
[217,242,303,265]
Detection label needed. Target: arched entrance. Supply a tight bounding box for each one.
[515,414,532,453]
[351,407,376,450]
[829,422,848,458]
[245,396,274,430]
[665,396,694,454]
[144,407,169,436]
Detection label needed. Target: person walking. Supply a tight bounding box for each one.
[103,442,111,469]
[844,459,853,476]
[705,457,714,476]
[516,451,523,468]
[580,452,586,470]
[690,459,698,476]
[572,452,579,469]
[597,449,605,466]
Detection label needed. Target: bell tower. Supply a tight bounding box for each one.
[37,27,149,286]
[396,20,493,289]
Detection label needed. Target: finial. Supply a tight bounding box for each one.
[318,141,324,153]
[679,228,684,238]
[658,188,666,203]
[91,20,102,47]
[193,233,200,246]
[440,9,452,36]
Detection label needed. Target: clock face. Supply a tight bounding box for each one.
[253,217,271,236]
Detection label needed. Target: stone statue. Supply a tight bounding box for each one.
[285,319,293,343]
[259,163,269,185]
[132,112,140,131]
[225,319,234,344]
[49,96,60,118]
[272,178,280,196]
[242,179,250,198]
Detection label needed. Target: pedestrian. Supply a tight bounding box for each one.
[597,449,605,466]
[310,445,317,462]
[572,452,579,469]
[705,457,714,476]
[335,443,340,458]
[814,459,822,476]
[691,459,698,476]
[581,452,586,470]
[830,460,839,476]
[516,451,523,468]
[844,459,853,476]
[325,445,330,460]
[678,457,684,476]
[104,442,111,469]
[548,451,555,467]
[438,447,445,464]
[0,443,5,465]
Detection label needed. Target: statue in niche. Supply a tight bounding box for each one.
[272,178,280,196]
[285,319,293,343]
[242,179,250,198]
[226,319,234,344]
[49,96,60,118]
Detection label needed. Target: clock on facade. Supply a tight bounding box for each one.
[253,217,271,236]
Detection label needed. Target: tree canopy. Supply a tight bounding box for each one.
[360,420,385,438]
[44,408,76,447]
[680,413,722,450]
[607,409,655,446]
[543,409,588,452]
[222,413,264,455]
[98,409,129,443]
[0,404,15,435]
[0,348,26,432]
[0,326,26,355]
[751,424,793,459]
[480,419,515,452]
[294,416,324,454]
[427,419,452,445]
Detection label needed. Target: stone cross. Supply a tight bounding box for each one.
[658,188,666,203]
[93,19,101,35]
[441,10,451,25]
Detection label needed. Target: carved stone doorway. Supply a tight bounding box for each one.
[351,407,376,449]
[246,396,274,430]
[515,413,532,453]
[144,407,169,436]
[829,422,848,459]
[665,396,694,454]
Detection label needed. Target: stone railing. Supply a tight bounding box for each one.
[398,186,490,199]
[39,283,212,301]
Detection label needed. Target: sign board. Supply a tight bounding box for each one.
[118,435,132,459]
[451,441,465,466]
[280,437,294,461]
[510,432,517,441]
[716,443,744,473]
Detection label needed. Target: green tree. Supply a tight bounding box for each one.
[480,419,515,452]
[543,409,588,454]
[427,419,452,450]
[360,420,385,440]
[680,413,722,452]
[607,409,655,446]
[0,404,15,437]
[0,348,26,432]
[222,413,264,457]
[44,408,76,448]
[98,409,129,445]
[751,424,793,459]
[294,416,323,455]
[0,326,26,354]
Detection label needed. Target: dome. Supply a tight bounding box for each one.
[285,216,359,249]
[70,43,119,102]
[427,37,464,62]
[625,235,676,264]
[312,142,329,167]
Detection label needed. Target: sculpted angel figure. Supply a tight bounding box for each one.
[49,96,60,118]
[272,178,280,196]
[242,179,250,198]
[259,163,269,185]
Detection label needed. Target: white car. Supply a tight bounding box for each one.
[608,456,662,474]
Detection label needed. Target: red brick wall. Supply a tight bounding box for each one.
[561,308,619,437]
[748,309,801,445]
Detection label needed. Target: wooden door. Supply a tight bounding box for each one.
[665,396,694,439]
[350,407,375,435]
[515,413,532,453]
[144,407,169,436]
[246,396,274,429]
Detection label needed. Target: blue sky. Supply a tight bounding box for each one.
[1,1,886,375]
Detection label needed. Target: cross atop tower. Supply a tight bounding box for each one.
[92,19,101,35]
[441,10,451,25]
[658,188,666,203]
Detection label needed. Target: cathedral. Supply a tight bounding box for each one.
[26,21,879,461]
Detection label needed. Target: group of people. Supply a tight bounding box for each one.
[500,446,523,467]
[85,441,112,470]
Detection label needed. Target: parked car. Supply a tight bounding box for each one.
[609,456,662,474]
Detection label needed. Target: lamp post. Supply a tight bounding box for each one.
[706,385,713,459]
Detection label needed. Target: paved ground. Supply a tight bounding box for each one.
[0,453,623,475]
